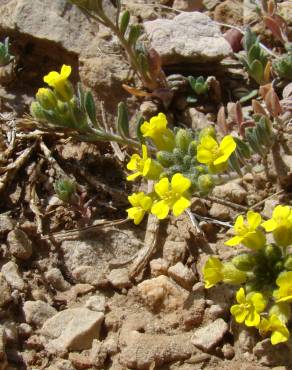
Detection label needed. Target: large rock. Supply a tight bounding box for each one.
[191,318,229,351]
[1,261,26,291]
[7,228,33,260]
[144,12,232,65]
[41,308,104,352]
[0,273,11,308]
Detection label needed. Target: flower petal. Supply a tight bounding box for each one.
[151,200,169,219]
[141,144,148,160]
[271,329,289,345]
[61,65,72,79]
[219,135,236,156]
[171,173,191,193]
[154,178,169,198]
[197,148,212,164]
[127,207,145,225]
[127,154,140,171]
[225,236,244,246]
[236,287,246,304]
[245,310,260,327]
[44,71,60,86]
[249,292,266,312]
[127,172,141,181]
[230,304,247,323]
[247,211,262,229]
[172,196,190,216]
[261,219,278,232]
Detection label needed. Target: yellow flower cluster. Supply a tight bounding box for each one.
[203,205,292,346]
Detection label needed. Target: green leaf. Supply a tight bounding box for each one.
[250,59,264,84]
[85,91,98,127]
[119,10,130,36]
[243,27,257,52]
[248,44,261,64]
[188,76,197,92]
[117,102,129,137]
[245,127,265,156]
[138,53,149,74]
[228,152,243,176]
[128,25,141,46]
[136,115,145,143]
[234,137,251,159]
[239,89,258,104]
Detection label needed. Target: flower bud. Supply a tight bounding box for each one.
[175,129,193,153]
[222,262,247,285]
[197,174,214,194]
[232,253,256,271]
[188,141,197,156]
[36,88,58,110]
[199,126,216,140]
[156,151,175,167]
[183,155,192,169]
[30,101,45,120]
[173,148,184,164]
[264,244,282,262]
[284,255,292,271]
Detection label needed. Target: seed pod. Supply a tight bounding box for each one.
[173,148,185,164]
[175,129,193,153]
[156,151,175,167]
[232,253,256,271]
[197,174,214,195]
[284,255,292,271]
[264,244,282,262]
[188,141,197,157]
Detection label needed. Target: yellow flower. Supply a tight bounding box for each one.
[126,192,153,225]
[261,205,292,247]
[203,257,224,288]
[225,211,266,250]
[197,135,236,173]
[273,271,292,303]
[151,173,191,219]
[230,287,266,327]
[36,88,57,110]
[259,315,289,345]
[140,113,175,151]
[44,65,73,102]
[126,144,162,181]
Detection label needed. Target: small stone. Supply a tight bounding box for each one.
[107,268,131,289]
[209,203,230,221]
[7,229,32,260]
[190,197,208,216]
[90,339,107,368]
[184,108,214,130]
[3,322,18,344]
[214,0,243,25]
[45,268,71,291]
[85,295,106,313]
[41,308,104,352]
[72,265,106,286]
[46,359,75,370]
[150,258,169,277]
[163,240,186,265]
[140,101,158,120]
[137,275,189,312]
[212,182,247,204]
[0,214,15,234]
[23,301,57,327]
[222,343,235,359]
[168,262,196,290]
[191,318,229,351]
[1,261,26,291]
[0,273,11,308]
[18,323,32,338]
[262,198,279,219]
[144,12,231,65]
[205,304,227,321]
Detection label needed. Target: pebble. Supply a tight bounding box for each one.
[168,262,196,290]
[0,273,11,308]
[191,318,229,351]
[7,229,32,260]
[107,268,131,289]
[0,214,15,235]
[150,258,169,277]
[23,300,57,327]
[212,182,247,204]
[1,261,26,291]
[163,240,186,265]
[45,268,71,291]
[85,295,106,313]
[209,203,230,221]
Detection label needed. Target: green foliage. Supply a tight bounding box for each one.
[273,53,292,81]
[188,76,209,95]
[0,37,14,66]
[54,178,77,203]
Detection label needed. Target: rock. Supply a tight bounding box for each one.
[168,262,196,290]
[119,330,194,369]
[183,107,214,130]
[0,214,15,234]
[205,304,228,321]
[7,228,33,260]
[107,268,131,289]
[23,301,57,327]
[137,275,190,312]
[253,338,291,366]
[163,240,186,265]
[139,101,159,121]
[41,308,104,352]
[212,182,247,204]
[190,197,208,216]
[203,0,221,10]
[45,268,71,291]
[191,318,229,351]
[0,273,11,308]
[90,339,107,368]
[85,295,106,313]
[0,326,7,370]
[150,258,169,277]
[262,198,279,219]
[1,261,26,291]
[173,0,203,11]
[209,203,230,221]
[18,323,33,338]
[222,343,235,359]
[214,0,243,25]
[144,12,232,65]
[72,265,106,287]
[46,359,75,370]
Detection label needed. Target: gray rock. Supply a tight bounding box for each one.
[7,228,32,260]
[0,273,11,308]
[209,203,230,221]
[144,12,232,65]
[168,262,196,290]
[212,182,247,204]
[41,308,104,352]
[0,214,15,234]
[191,318,228,351]
[1,261,26,291]
[23,301,57,327]
[45,268,71,291]
[85,295,106,313]
[107,268,131,289]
